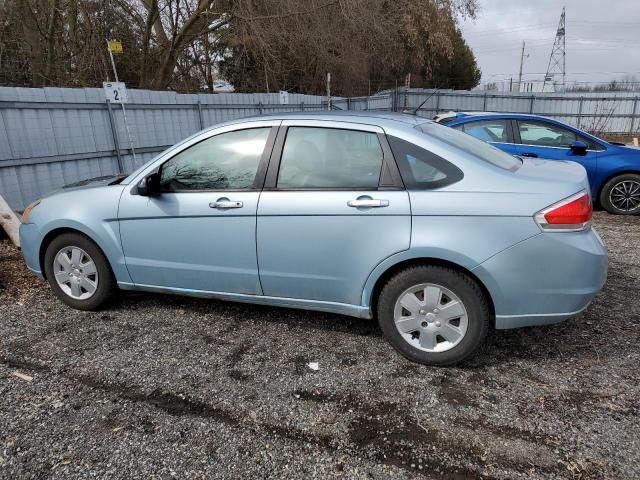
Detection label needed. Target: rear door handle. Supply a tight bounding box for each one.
[521,152,538,158]
[347,198,389,208]
[210,198,243,209]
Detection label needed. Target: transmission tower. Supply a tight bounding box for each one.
[544,7,566,92]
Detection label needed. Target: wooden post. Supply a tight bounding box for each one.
[0,193,20,247]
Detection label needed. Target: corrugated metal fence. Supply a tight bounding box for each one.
[1,86,639,210]
[0,87,326,210]
[334,89,640,134]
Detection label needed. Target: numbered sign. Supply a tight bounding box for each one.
[103,82,128,104]
[108,40,123,54]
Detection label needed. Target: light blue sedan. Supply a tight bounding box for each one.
[19,113,608,365]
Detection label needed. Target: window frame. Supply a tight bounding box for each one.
[263,123,404,191]
[154,126,278,193]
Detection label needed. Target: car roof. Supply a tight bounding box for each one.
[216,111,432,129]
[446,112,560,123]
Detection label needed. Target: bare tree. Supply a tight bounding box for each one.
[0,0,479,93]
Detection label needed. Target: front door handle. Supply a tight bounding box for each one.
[347,197,389,208]
[210,198,243,209]
[521,152,538,158]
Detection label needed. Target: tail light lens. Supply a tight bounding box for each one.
[535,191,592,232]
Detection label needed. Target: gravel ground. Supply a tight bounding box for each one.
[1,211,639,479]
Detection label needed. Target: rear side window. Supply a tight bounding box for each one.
[277,127,383,189]
[387,135,463,189]
[416,122,522,171]
[457,119,509,143]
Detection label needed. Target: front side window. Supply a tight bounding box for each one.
[388,135,463,189]
[458,119,509,143]
[518,120,577,148]
[159,128,271,191]
[277,127,383,189]
[416,122,522,171]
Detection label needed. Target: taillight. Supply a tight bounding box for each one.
[535,191,592,232]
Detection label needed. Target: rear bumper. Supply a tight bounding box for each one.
[494,304,590,329]
[473,227,607,330]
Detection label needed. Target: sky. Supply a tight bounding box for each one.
[458,0,640,89]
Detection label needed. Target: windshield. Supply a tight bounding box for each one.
[416,122,522,171]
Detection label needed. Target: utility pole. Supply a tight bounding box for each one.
[517,41,528,93]
[544,7,566,92]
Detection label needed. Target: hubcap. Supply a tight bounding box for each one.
[610,180,640,212]
[53,246,98,300]
[393,283,468,353]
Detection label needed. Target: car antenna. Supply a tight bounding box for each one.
[408,89,439,116]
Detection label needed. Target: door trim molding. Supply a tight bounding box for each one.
[117,281,372,319]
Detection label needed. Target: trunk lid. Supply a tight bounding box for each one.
[513,157,590,197]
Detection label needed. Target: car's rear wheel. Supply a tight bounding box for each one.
[43,233,116,310]
[377,265,489,366]
[599,174,640,215]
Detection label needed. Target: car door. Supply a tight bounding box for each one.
[451,119,520,157]
[514,119,599,185]
[256,120,411,306]
[118,122,278,294]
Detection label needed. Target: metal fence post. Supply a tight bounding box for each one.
[196,100,205,130]
[258,101,263,115]
[629,97,639,133]
[529,94,535,114]
[347,97,351,111]
[483,92,488,111]
[393,82,398,112]
[577,97,584,129]
[300,102,304,112]
[435,91,441,115]
[105,100,123,174]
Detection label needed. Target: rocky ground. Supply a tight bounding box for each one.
[1,211,639,479]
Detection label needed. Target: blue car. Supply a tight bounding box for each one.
[439,112,640,215]
[19,113,607,365]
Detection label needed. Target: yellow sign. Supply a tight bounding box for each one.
[108,40,123,54]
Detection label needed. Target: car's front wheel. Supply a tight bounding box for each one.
[599,173,640,215]
[377,265,490,366]
[43,232,116,310]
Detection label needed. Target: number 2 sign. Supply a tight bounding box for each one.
[103,82,128,104]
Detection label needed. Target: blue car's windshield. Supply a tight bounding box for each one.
[416,122,522,171]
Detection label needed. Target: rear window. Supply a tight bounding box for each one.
[416,122,522,171]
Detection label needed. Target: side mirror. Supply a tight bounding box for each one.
[136,173,160,196]
[570,140,588,155]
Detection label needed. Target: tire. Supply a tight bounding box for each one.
[376,265,490,366]
[599,173,640,215]
[43,232,116,310]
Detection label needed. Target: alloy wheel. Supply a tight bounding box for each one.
[609,180,640,212]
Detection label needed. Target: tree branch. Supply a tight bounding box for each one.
[233,0,340,22]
